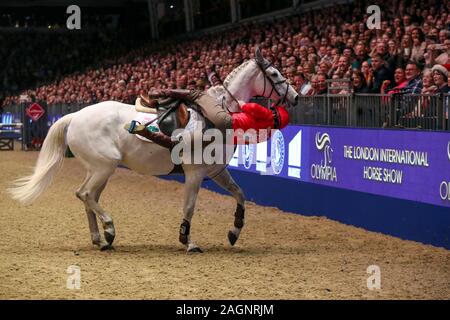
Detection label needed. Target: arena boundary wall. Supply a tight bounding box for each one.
[163,125,450,249]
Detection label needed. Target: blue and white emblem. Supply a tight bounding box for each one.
[270,130,285,175]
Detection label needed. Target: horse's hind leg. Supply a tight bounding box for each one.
[210,168,245,246]
[77,173,101,246]
[76,166,117,250]
[86,208,101,246]
[83,182,108,247]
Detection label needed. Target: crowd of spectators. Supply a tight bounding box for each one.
[2,0,450,110]
[0,30,140,97]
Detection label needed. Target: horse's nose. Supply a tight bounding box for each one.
[294,95,299,103]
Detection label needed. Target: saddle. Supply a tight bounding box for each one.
[135,94,190,136]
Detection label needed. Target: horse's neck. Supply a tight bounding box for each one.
[228,61,259,107]
[209,61,258,112]
[207,86,242,112]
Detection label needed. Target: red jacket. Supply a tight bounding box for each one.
[231,102,289,144]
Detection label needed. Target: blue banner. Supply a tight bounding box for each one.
[228,126,450,208]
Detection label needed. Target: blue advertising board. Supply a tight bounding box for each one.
[163,125,450,248]
[228,126,450,208]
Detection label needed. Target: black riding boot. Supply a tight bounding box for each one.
[125,121,178,150]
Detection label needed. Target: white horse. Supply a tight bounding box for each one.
[8,47,299,253]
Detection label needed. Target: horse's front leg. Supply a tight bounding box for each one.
[180,167,205,253]
[210,168,245,246]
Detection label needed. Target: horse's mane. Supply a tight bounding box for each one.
[223,60,252,87]
[206,59,254,112]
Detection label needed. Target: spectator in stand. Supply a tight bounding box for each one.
[371,54,393,93]
[435,37,450,65]
[351,70,370,93]
[316,74,328,95]
[421,69,438,94]
[403,61,424,94]
[361,60,373,89]
[399,34,413,61]
[411,27,427,62]
[387,39,399,57]
[306,75,319,96]
[431,64,450,93]
[294,73,312,96]
[352,43,369,69]
[409,68,438,117]
[375,42,396,73]
[381,67,408,95]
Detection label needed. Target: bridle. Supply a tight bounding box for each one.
[220,59,291,113]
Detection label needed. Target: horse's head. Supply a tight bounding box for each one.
[253,46,299,107]
[211,47,299,112]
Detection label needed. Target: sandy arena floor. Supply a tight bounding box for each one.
[0,149,449,299]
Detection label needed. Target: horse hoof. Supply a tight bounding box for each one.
[187,247,203,254]
[228,231,238,246]
[100,244,115,251]
[104,230,115,245]
[179,234,188,245]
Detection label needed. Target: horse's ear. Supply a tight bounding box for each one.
[255,46,270,68]
[255,46,264,64]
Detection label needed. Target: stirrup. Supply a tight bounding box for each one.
[124,121,145,134]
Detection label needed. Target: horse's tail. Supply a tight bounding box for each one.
[8,113,75,205]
